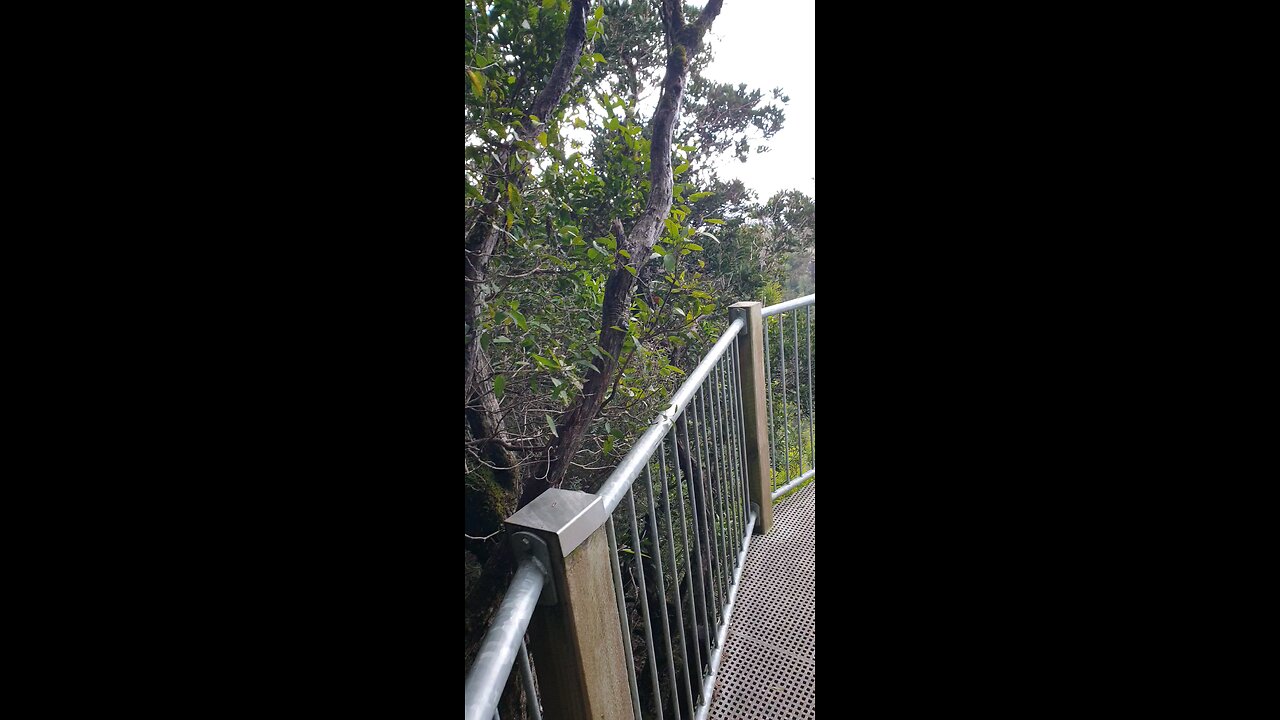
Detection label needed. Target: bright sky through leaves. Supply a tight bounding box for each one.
[701,0,815,199]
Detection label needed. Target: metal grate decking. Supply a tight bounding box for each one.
[708,483,815,720]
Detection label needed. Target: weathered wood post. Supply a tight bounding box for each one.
[504,488,631,719]
[728,301,773,534]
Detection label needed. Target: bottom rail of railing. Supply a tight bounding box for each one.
[770,468,814,501]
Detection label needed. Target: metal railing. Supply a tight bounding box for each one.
[464,294,814,720]
[762,294,815,500]
[463,559,545,720]
[595,314,756,720]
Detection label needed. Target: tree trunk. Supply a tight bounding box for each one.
[464,5,593,719]
[466,4,733,718]
[534,0,726,497]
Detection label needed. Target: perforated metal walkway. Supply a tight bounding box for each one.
[708,483,815,720]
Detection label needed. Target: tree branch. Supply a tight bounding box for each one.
[532,0,729,496]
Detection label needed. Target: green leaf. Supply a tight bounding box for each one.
[704,218,724,225]
[594,5,604,19]
[507,75,516,84]
[652,244,668,256]
[528,114,541,124]
[545,414,559,437]
[684,243,703,251]
[550,377,563,387]
[510,309,527,330]
[543,0,556,9]
[532,354,556,369]
[673,163,690,175]
[537,132,548,147]
[663,253,676,273]
[603,436,614,454]
[573,117,587,128]
[677,144,697,152]
[617,249,630,259]
[592,53,605,63]
[687,191,714,201]
[493,336,513,344]
[625,265,637,276]
[493,375,506,397]
[466,69,485,95]
[465,181,484,200]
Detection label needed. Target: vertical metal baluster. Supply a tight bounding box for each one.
[788,307,798,471]
[607,516,642,720]
[680,409,711,671]
[738,344,753,520]
[644,463,682,720]
[658,436,696,716]
[726,355,746,552]
[730,341,750,536]
[716,360,741,557]
[687,395,718,640]
[669,421,705,692]
[732,348,747,543]
[732,351,749,545]
[711,358,732,556]
[779,312,791,485]
[807,305,815,470]
[764,318,776,490]
[704,376,731,606]
[739,342,752,522]
[517,640,541,720]
[698,384,727,618]
[627,488,664,720]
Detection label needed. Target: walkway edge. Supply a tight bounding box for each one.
[695,509,758,720]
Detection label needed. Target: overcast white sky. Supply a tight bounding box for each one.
[700,0,815,201]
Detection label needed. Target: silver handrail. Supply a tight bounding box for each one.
[463,559,545,720]
[760,293,814,317]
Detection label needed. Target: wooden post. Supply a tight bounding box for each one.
[505,489,631,720]
[729,301,773,534]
